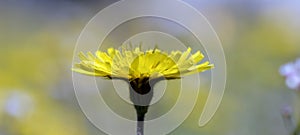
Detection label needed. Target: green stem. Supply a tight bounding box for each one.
[129,78,154,135]
[293,92,300,135]
[135,105,148,135]
[282,115,294,135]
[293,126,300,135]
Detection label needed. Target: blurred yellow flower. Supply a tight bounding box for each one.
[72,46,213,81]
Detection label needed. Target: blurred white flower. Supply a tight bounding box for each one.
[286,75,300,90]
[4,91,34,118]
[280,58,300,90]
[279,62,296,76]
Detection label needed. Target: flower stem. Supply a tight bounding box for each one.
[135,105,148,135]
[129,78,154,135]
[294,92,300,135]
[293,127,300,135]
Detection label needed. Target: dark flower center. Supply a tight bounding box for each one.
[129,77,155,107]
[129,78,152,95]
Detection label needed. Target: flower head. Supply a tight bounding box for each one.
[280,58,300,90]
[73,46,213,82]
[73,46,214,130]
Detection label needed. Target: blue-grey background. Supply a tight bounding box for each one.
[0,0,300,134]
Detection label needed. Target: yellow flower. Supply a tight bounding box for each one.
[72,46,213,81]
[72,46,214,133]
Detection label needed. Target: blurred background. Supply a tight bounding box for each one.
[1,0,300,135]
